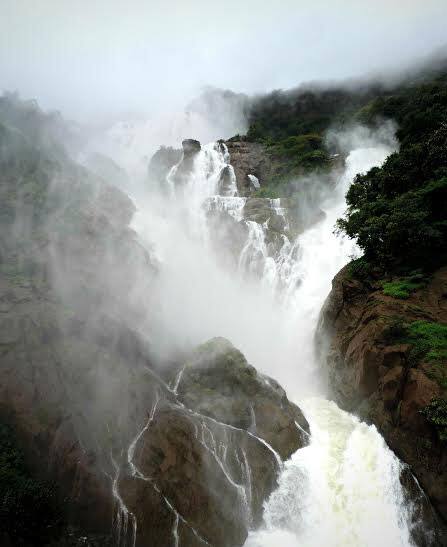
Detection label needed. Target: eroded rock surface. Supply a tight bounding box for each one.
[319,265,447,540]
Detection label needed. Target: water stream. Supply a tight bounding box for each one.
[130,137,420,546]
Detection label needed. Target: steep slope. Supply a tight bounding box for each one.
[0,96,309,546]
[320,266,447,525]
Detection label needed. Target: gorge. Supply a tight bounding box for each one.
[1,59,447,547]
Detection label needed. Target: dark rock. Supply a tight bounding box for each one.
[223,140,272,196]
[182,139,201,158]
[170,139,202,186]
[177,337,309,460]
[147,145,182,188]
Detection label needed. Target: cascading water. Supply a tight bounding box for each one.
[130,132,423,546]
[245,399,415,547]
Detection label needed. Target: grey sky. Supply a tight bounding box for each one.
[1,0,446,120]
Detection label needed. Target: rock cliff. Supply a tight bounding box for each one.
[320,265,447,538]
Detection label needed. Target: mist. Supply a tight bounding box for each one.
[1,0,446,121]
[124,123,397,400]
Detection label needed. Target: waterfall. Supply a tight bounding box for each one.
[245,399,415,547]
[131,134,422,546]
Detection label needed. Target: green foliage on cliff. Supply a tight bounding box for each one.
[338,73,447,272]
[420,398,447,442]
[382,273,426,299]
[245,88,355,194]
[406,321,447,382]
[0,422,62,544]
[246,87,376,142]
[383,318,447,387]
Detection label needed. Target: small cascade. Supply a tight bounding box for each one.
[196,420,251,524]
[205,195,247,221]
[248,174,260,189]
[111,454,137,547]
[269,198,289,231]
[238,221,270,276]
[127,392,160,479]
[185,407,283,472]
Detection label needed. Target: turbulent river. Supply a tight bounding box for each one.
[130,136,419,546]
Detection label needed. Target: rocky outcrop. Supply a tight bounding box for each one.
[116,338,309,546]
[169,139,202,187]
[223,138,272,196]
[182,138,201,157]
[147,145,182,188]
[176,337,309,461]
[319,265,447,537]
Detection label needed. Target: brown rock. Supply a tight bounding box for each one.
[401,369,441,431]
[319,264,447,538]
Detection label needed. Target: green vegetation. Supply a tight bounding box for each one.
[420,398,447,442]
[0,421,62,544]
[382,273,426,299]
[252,186,280,199]
[244,87,369,196]
[338,73,447,272]
[406,321,447,385]
[407,320,447,361]
[347,257,372,281]
[382,317,447,386]
[246,87,376,142]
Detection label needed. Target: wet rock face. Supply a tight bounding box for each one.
[319,266,447,539]
[177,337,309,460]
[218,164,236,196]
[223,139,272,196]
[1,253,308,546]
[147,145,182,187]
[115,338,309,546]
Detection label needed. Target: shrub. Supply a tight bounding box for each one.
[420,398,447,442]
[253,186,280,199]
[382,275,426,299]
[381,316,408,344]
[347,257,371,280]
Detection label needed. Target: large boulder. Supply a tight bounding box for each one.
[147,145,182,188]
[176,337,309,460]
[115,338,309,546]
[169,139,202,186]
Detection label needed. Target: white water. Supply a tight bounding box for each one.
[246,399,414,547]
[130,132,421,546]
